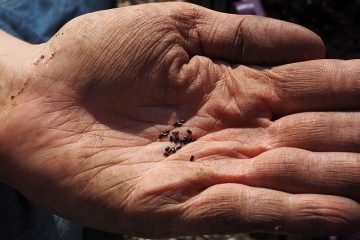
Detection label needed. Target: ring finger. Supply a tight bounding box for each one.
[268,112,360,152]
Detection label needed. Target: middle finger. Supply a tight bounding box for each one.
[267,59,360,116]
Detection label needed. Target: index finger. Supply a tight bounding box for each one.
[266,59,360,116]
[170,3,325,65]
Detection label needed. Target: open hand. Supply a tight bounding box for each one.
[0,2,359,237]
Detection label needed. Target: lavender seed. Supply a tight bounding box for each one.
[159,132,169,138]
[184,136,192,143]
[190,155,195,161]
[176,145,182,150]
[170,136,174,142]
[174,121,183,127]
[187,129,192,134]
[165,146,171,152]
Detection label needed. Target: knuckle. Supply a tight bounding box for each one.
[171,3,203,27]
[268,112,327,147]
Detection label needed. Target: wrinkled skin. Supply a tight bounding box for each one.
[0,2,359,237]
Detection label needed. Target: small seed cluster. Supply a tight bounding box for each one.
[159,120,195,161]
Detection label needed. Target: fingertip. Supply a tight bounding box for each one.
[287,195,360,236]
[285,22,326,61]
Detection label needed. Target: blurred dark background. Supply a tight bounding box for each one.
[262,0,360,59]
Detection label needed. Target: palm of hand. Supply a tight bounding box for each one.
[17,6,270,232]
[4,3,356,237]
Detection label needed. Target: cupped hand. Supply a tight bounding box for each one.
[0,2,359,237]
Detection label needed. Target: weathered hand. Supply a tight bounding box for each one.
[0,2,359,237]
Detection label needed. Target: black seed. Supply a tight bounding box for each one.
[165,146,170,152]
[163,152,169,157]
[172,131,179,135]
[175,135,180,142]
[159,132,169,138]
[174,121,183,127]
[184,136,193,143]
[170,136,174,142]
[190,155,195,161]
[176,145,182,150]
[180,119,186,124]
[187,129,192,134]
[171,147,176,153]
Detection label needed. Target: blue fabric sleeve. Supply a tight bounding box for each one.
[0,0,115,43]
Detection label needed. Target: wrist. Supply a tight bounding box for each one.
[0,30,41,184]
[0,31,38,105]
